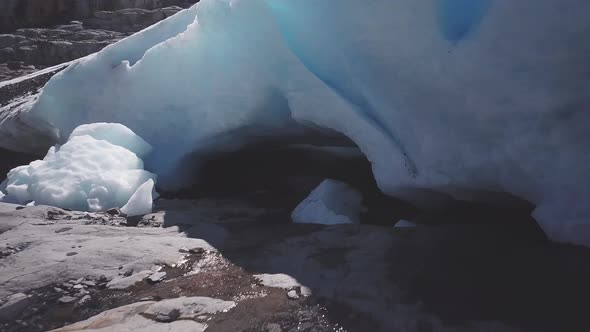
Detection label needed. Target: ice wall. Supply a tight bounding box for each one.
[22,0,590,245]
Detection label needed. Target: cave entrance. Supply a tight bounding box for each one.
[158,126,545,237]
[158,129,417,227]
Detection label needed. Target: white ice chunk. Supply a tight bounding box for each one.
[2,123,156,212]
[394,220,417,228]
[292,179,364,225]
[0,190,4,201]
[70,123,152,158]
[121,179,156,217]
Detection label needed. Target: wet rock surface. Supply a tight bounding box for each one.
[1,195,589,332]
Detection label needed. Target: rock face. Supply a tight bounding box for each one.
[0,0,198,33]
[0,22,125,80]
[84,6,186,32]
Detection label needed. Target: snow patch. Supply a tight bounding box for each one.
[254,273,311,296]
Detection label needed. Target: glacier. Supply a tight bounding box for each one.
[1,0,589,245]
[0,123,157,213]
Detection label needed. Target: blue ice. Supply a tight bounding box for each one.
[438,0,490,42]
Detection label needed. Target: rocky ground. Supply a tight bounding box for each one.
[1,192,590,332]
[0,1,198,81]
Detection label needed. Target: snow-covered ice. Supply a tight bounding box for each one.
[1,0,589,245]
[292,179,364,225]
[1,123,157,212]
[70,123,152,158]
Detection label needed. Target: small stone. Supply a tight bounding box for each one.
[73,284,84,289]
[189,247,205,255]
[66,252,78,256]
[81,280,96,287]
[287,290,299,300]
[61,283,73,289]
[53,287,63,292]
[58,296,77,304]
[139,296,156,302]
[98,275,108,282]
[15,206,25,210]
[122,269,134,277]
[105,208,122,216]
[266,323,283,332]
[78,295,91,304]
[148,271,166,283]
[178,247,189,253]
[154,308,180,322]
[75,278,84,284]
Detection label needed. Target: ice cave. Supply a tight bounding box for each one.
[1,0,590,245]
[1,1,590,331]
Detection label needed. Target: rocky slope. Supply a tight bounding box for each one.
[0,0,198,33]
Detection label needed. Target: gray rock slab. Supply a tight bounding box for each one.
[0,203,216,298]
